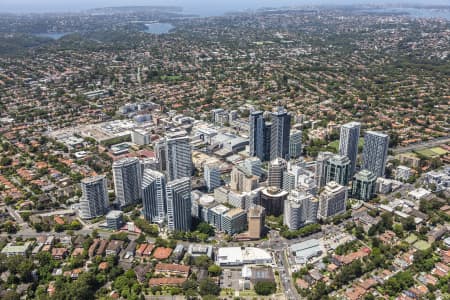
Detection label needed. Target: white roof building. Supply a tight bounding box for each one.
[216,247,272,266]
[408,188,431,200]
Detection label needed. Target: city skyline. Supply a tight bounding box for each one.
[0,5,448,300]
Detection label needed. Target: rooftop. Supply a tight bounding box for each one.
[224,208,246,218]
[354,169,377,181]
[153,247,173,260]
[210,204,230,215]
[106,210,123,219]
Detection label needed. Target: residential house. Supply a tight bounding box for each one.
[96,239,108,256]
[153,247,173,260]
[332,248,371,266]
[154,263,190,277]
[148,277,187,286]
[52,248,68,260]
[106,240,124,256]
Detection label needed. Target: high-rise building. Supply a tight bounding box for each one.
[140,157,160,173]
[260,187,288,217]
[228,191,246,209]
[165,135,192,181]
[362,131,389,177]
[270,106,291,160]
[318,181,348,219]
[204,164,221,192]
[325,155,351,186]
[284,190,319,230]
[230,164,258,193]
[297,174,318,196]
[80,175,109,219]
[211,108,227,125]
[208,204,229,231]
[289,129,303,159]
[263,122,272,161]
[141,169,167,223]
[315,152,334,188]
[268,158,287,188]
[339,122,361,175]
[247,205,265,239]
[351,169,377,201]
[222,208,247,235]
[243,187,263,211]
[243,157,262,177]
[112,157,142,208]
[166,177,192,232]
[282,164,302,192]
[229,110,238,122]
[154,140,167,171]
[249,111,266,161]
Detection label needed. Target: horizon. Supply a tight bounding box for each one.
[1,0,449,15]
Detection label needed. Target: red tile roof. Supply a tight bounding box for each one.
[153,247,173,260]
[148,277,186,286]
[155,263,190,274]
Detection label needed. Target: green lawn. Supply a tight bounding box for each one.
[404,234,418,244]
[413,240,431,251]
[414,149,440,158]
[429,147,448,155]
[239,290,257,296]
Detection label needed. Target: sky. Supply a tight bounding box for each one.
[0,0,448,15]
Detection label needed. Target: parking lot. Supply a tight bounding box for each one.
[220,268,243,291]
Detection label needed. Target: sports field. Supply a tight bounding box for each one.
[414,146,447,158]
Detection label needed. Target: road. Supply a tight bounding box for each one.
[278,249,300,300]
[393,136,450,154]
[265,231,302,300]
[6,205,29,230]
[0,228,111,239]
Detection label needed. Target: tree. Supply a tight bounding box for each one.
[185,289,199,299]
[110,232,129,242]
[0,157,12,166]
[193,255,213,268]
[7,256,35,282]
[383,271,414,296]
[134,219,159,237]
[364,294,375,300]
[208,264,222,277]
[112,270,139,298]
[402,216,416,231]
[182,279,199,292]
[53,272,100,299]
[199,278,220,296]
[380,212,393,230]
[254,281,276,295]
[69,220,82,230]
[4,221,18,234]
[355,225,365,240]
[393,223,404,237]
[196,222,215,236]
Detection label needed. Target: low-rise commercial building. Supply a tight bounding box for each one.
[216,247,272,266]
[290,239,322,264]
[106,210,124,230]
